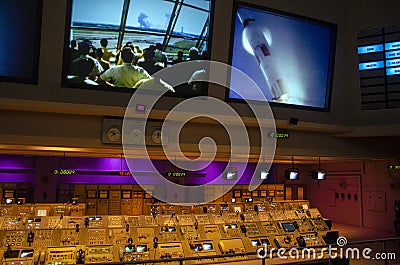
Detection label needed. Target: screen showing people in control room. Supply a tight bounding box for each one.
[0,0,42,84]
[228,3,337,110]
[62,0,213,97]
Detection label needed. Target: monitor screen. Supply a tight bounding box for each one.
[285,169,299,180]
[290,171,298,180]
[136,245,147,252]
[317,171,326,180]
[7,250,20,259]
[312,169,326,180]
[260,171,270,180]
[222,167,238,180]
[62,0,214,98]
[203,242,213,250]
[124,246,135,253]
[5,198,14,204]
[225,224,238,229]
[193,243,202,251]
[282,222,295,232]
[228,2,336,111]
[20,249,34,258]
[0,0,42,84]
[260,238,270,246]
[16,198,25,205]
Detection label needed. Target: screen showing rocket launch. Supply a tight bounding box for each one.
[228,3,337,111]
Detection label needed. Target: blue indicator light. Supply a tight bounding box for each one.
[385,51,400,59]
[386,59,400,67]
[385,41,400,51]
[358,44,383,54]
[386,67,400,76]
[359,61,384,70]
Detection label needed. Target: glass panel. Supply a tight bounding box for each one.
[71,0,124,26]
[183,0,210,10]
[126,0,174,31]
[174,6,209,36]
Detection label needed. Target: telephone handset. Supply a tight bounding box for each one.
[296,236,306,248]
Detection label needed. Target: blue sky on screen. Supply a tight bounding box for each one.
[72,0,209,35]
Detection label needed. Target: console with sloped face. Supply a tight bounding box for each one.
[0,200,330,264]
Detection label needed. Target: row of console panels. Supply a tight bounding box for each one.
[0,206,331,264]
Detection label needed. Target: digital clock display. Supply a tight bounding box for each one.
[166,172,186,177]
[52,169,76,175]
[268,132,289,139]
[110,171,133,176]
[387,165,400,170]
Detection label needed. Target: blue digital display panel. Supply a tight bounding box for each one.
[386,50,400,59]
[385,41,400,51]
[359,61,384,70]
[358,44,383,54]
[386,67,400,76]
[358,26,400,110]
[386,59,400,67]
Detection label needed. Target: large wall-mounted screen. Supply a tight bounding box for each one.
[227,2,337,111]
[62,0,214,97]
[0,0,42,84]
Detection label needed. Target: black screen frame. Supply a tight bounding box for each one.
[0,0,43,85]
[61,0,216,99]
[226,1,337,112]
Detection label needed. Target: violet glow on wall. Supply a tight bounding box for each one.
[0,155,271,185]
[0,155,35,183]
[0,155,35,169]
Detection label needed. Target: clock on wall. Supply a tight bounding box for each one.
[102,118,123,144]
[106,127,122,142]
[151,129,162,145]
[146,121,167,146]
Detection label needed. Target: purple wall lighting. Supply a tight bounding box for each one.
[0,154,275,185]
[0,155,35,183]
